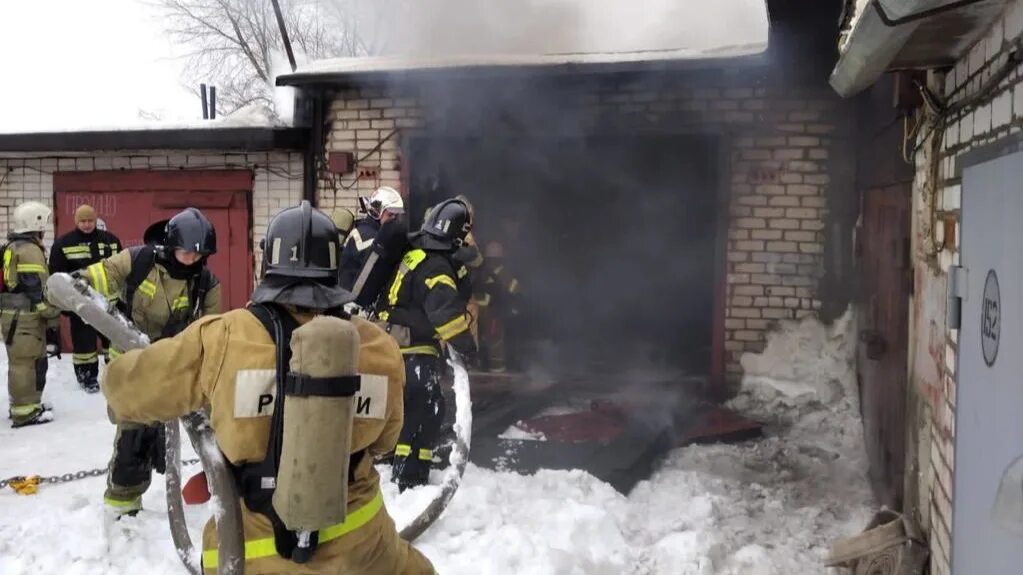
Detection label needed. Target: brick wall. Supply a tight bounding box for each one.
[0,151,304,274]
[908,2,1023,573]
[320,70,850,375]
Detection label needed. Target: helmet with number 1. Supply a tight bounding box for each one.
[251,201,352,309]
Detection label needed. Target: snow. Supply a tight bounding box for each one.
[498,422,548,442]
[1,309,875,574]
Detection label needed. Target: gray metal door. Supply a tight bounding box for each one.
[953,150,1023,573]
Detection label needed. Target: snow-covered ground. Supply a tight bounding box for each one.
[1,311,875,574]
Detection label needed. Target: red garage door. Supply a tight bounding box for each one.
[53,170,253,348]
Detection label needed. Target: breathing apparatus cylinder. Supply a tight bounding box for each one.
[273,315,361,531]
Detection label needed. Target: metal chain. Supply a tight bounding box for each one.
[2,458,201,490]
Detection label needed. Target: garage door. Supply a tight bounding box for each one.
[53,170,253,347]
[406,134,725,379]
[952,149,1023,573]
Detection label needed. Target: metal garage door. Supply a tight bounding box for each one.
[53,170,254,348]
[952,150,1023,573]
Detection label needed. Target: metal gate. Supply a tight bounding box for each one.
[952,150,1023,573]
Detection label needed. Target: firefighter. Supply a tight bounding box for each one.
[100,201,435,574]
[48,204,122,393]
[378,198,477,491]
[2,201,60,427]
[77,207,221,515]
[330,206,356,244]
[472,241,520,373]
[339,186,405,292]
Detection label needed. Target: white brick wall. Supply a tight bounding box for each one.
[0,151,304,275]
[322,76,844,375]
[910,0,1023,571]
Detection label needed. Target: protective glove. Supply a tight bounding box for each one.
[45,328,61,359]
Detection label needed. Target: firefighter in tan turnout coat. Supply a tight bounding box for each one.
[2,201,61,427]
[79,207,222,514]
[101,201,434,574]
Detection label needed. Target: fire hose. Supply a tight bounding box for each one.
[47,273,473,573]
[47,273,243,575]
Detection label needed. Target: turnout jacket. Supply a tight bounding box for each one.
[2,234,59,320]
[81,248,221,342]
[102,310,410,572]
[380,248,477,356]
[339,217,381,290]
[49,228,121,274]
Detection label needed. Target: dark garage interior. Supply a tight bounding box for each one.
[407,132,725,380]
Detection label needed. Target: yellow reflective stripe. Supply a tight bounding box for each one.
[34,302,50,312]
[418,448,433,461]
[72,352,99,364]
[387,249,428,306]
[436,314,469,340]
[400,345,440,356]
[172,296,190,311]
[394,444,412,457]
[16,264,46,273]
[424,275,456,290]
[3,249,12,287]
[457,265,469,278]
[109,348,122,359]
[62,246,91,254]
[202,490,384,569]
[87,263,109,296]
[378,311,390,321]
[65,253,92,260]
[103,496,142,509]
[508,279,520,294]
[10,403,42,416]
[137,280,156,298]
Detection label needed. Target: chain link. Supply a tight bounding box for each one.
[2,459,201,490]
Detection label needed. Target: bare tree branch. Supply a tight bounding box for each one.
[157,0,377,118]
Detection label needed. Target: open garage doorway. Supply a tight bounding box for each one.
[406,133,727,382]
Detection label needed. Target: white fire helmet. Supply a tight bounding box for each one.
[12,201,52,234]
[361,186,405,219]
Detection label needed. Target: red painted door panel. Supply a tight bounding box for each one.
[53,170,254,351]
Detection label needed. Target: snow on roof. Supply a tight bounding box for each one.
[279,44,768,85]
[0,103,287,137]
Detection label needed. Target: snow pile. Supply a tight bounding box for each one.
[498,423,548,441]
[1,309,875,574]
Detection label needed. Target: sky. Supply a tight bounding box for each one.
[0,0,200,132]
[0,0,770,133]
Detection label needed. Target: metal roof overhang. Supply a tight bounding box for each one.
[0,127,309,153]
[275,49,771,89]
[830,0,1008,98]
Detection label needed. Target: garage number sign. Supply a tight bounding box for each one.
[981,269,1001,367]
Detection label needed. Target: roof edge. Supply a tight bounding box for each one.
[0,127,309,154]
[829,0,929,98]
[276,51,771,88]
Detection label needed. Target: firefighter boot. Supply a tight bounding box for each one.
[74,362,100,394]
[10,404,54,428]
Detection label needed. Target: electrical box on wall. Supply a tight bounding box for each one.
[892,70,926,112]
[328,151,355,174]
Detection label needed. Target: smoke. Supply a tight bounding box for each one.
[336,1,777,382]
[400,72,721,379]
[355,0,769,58]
